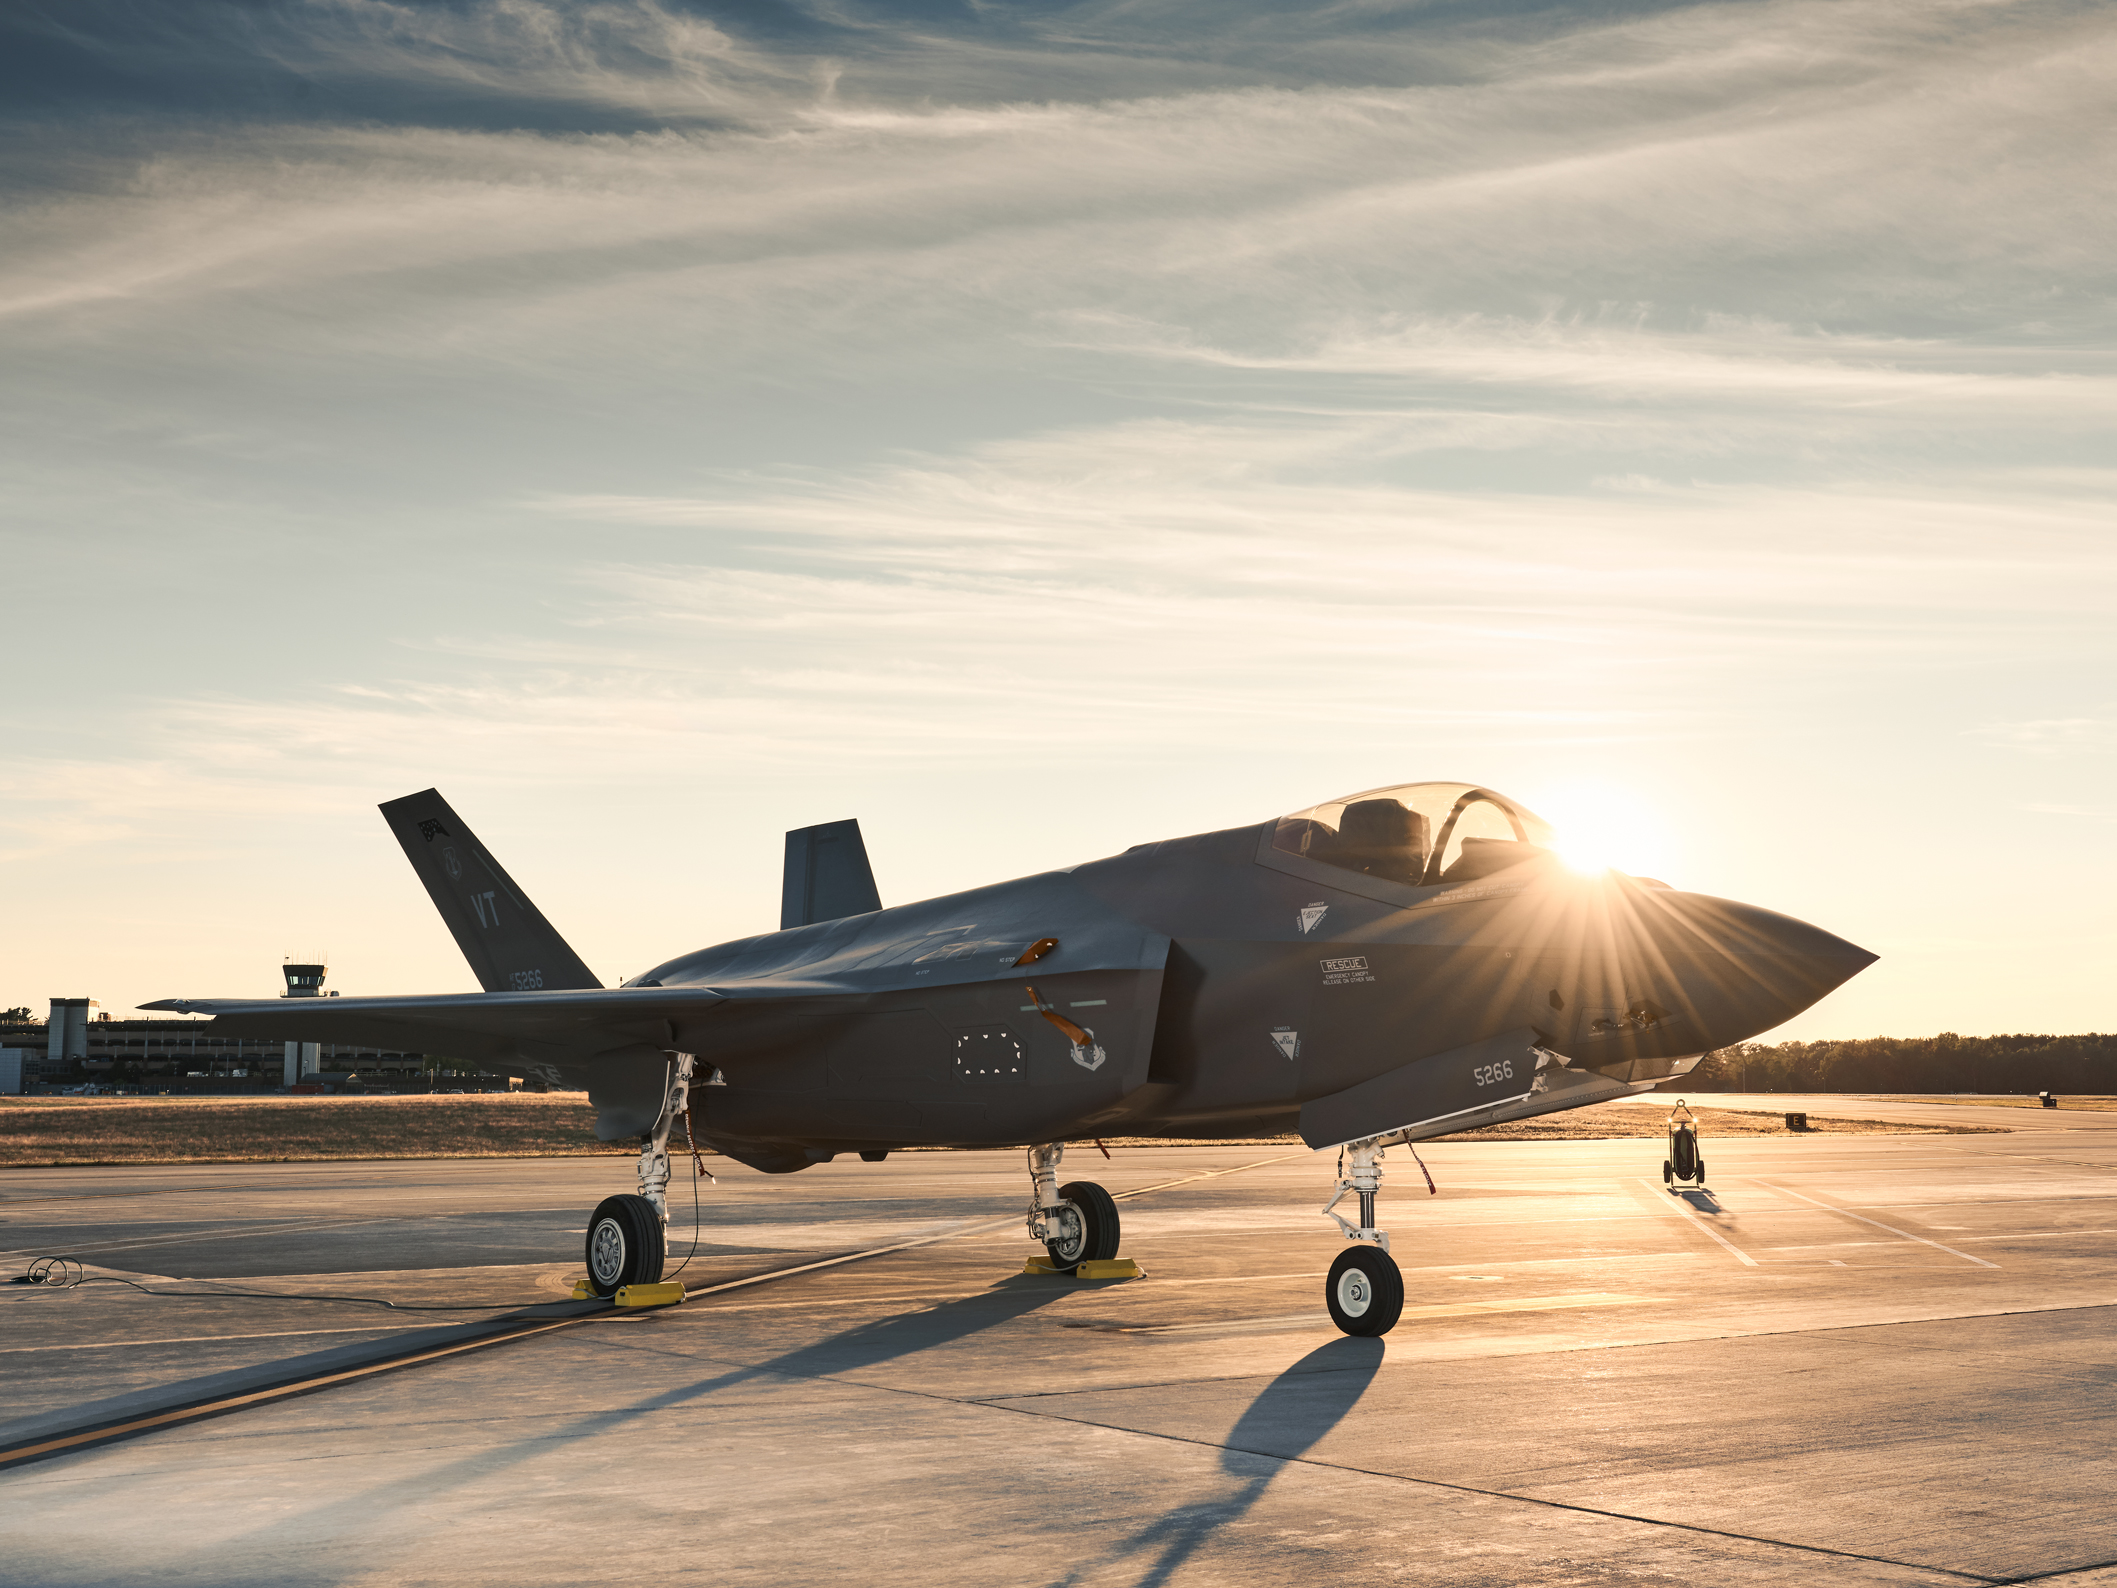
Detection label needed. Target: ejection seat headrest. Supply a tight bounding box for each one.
[1338,798,1428,856]
[1334,799,1431,882]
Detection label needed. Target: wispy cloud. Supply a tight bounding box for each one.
[1975,718,2115,753]
[1,0,2112,1031]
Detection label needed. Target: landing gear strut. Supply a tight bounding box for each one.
[1026,1142,1120,1273]
[1321,1135,1405,1336]
[584,1050,695,1297]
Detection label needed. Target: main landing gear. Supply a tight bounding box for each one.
[1025,1141,1121,1273]
[585,1050,696,1297]
[1321,1135,1406,1336]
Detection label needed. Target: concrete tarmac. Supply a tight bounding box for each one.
[4,1098,2117,1585]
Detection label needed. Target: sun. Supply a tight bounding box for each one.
[1532,782,1678,881]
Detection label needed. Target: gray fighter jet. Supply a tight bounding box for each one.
[149,781,1874,1336]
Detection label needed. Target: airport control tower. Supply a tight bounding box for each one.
[281,960,326,1086]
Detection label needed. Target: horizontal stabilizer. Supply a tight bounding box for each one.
[380,789,600,993]
[781,818,882,931]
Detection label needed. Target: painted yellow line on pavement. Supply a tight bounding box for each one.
[0,1325,429,1355]
[0,1318,581,1471]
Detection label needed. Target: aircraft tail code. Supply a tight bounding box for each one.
[378,789,601,993]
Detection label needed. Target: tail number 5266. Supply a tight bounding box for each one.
[1473,1059,1516,1086]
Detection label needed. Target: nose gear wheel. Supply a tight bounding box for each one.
[1327,1245,1404,1336]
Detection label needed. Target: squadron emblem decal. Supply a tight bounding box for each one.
[1024,982,1108,1071]
[417,818,450,842]
[442,846,463,881]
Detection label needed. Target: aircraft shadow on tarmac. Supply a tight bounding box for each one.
[116,1277,1089,1585]
[1050,1336,1386,1588]
[81,1278,1388,1586]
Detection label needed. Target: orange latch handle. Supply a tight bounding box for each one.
[1024,983,1091,1046]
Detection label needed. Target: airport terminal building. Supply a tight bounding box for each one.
[0,964,515,1094]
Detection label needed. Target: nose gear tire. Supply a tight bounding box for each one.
[1326,1245,1404,1337]
[1044,1179,1121,1272]
[586,1193,666,1297]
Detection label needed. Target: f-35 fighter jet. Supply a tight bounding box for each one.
[150,781,1874,1336]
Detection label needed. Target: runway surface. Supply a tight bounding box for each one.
[4,1097,2117,1585]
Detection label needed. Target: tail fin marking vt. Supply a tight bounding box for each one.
[379,789,601,993]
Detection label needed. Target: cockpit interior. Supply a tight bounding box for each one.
[1272,782,1559,889]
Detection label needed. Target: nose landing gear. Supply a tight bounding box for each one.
[1320,1135,1408,1337]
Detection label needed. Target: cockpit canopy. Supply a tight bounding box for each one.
[1271,782,1557,890]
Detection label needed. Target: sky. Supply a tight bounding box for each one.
[1,0,2111,1040]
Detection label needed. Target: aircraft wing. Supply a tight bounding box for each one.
[140,983,844,1065]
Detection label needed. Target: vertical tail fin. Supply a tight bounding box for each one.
[780,818,882,930]
[380,789,601,992]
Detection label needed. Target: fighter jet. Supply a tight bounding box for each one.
[149,781,1874,1336]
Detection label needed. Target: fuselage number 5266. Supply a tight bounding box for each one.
[1473,1059,1516,1086]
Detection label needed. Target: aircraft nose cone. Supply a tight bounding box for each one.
[1646,891,1876,1050]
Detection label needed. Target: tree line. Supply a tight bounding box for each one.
[1661,1032,2117,1094]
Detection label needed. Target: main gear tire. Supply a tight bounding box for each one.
[586,1194,665,1297]
[1044,1179,1121,1272]
[1326,1245,1404,1337]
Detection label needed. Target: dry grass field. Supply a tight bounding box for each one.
[1444,1105,1996,1140]
[1861,1094,2117,1111]
[0,1095,1994,1168]
[1100,1106,1993,1148]
[0,1093,635,1168]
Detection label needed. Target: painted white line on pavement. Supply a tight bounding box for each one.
[1636,1181,1758,1266]
[1760,1181,2000,1268]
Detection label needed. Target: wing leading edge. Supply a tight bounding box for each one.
[140,983,852,1078]
[140,986,737,1062]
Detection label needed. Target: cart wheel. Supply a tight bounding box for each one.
[1662,1160,1673,1185]
[1694,1156,1705,1183]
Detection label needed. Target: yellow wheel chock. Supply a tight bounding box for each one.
[615,1281,686,1308]
[570,1278,687,1307]
[1021,1256,1142,1279]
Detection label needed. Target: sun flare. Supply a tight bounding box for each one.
[1532,783,1679,882]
